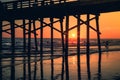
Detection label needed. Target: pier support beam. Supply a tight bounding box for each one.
[60,17,65,80]
[23,19,26,80]
[65,16,69,80]
[50,17,54,80]
[28,19,32,80]
[33,20,38,52]
[10,20,15,80]
[77,14,81,80]
[33,19,38,80]
[86,14,91,80]
[0,18,2,80]
[95,14,102,80]
[40,18,44,80]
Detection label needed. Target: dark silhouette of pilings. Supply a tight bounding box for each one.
[0,14,2,80]
[50,17,54,80]
[86,14,91,80]
[65,16,69,80]
[10,20,15,80]
[22,19,40,80]
[95,14,102,80]
[33,19,38,80]
[0,2,2,78]
[40,18,44,80]
[77,15,81,80]
[60,18,65,80]
[27,19,32,80]
[0,15,102,80]
[23,19,26,80]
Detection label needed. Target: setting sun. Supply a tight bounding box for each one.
[72,33,76,38]
[69,33,77,43]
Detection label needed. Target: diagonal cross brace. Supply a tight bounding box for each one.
[2,21,38,35]
[27,19,62,34]
[64,15,101,34]
[75,15,101,34]
[64,17,96,34]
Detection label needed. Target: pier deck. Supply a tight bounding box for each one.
[1,0,120,20]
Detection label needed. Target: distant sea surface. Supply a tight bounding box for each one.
[2,38,120,54]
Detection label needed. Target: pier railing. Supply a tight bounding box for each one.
[1,0,72,10]
[1,0,119,10]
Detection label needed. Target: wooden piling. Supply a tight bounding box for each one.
[65,16,69,80]
[10,20,15,80]
[0,17,2,80]
[95,14,102,80]
[28,19,32,80]
[23,19,26,80]
[50,17,54,80]
[86,14,91,80]
[40,18,44,80]
[33,19,38,80]
[60,18,65,80]
[77,15,81,80]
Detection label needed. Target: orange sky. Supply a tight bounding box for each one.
[2,12,120,39]
[100,12,120,39]
[68,12,120,39]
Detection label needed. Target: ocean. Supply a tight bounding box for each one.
[2,38,120,53]
[1,38,120,80]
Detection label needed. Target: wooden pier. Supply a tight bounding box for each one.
[0,0,120,80]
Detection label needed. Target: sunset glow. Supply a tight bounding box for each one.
[2,12,120,39]
[71,33,76,38]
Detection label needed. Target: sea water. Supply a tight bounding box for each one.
[2,38,120,53]
[1,38,120,80]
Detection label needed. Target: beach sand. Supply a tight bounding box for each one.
[1,49,120,80]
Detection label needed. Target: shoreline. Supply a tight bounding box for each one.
[67,48,120,57]
[1,47,120,59]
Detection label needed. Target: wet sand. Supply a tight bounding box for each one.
[2,50,120,80]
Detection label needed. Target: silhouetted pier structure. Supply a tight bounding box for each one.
[0,0,120,80]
